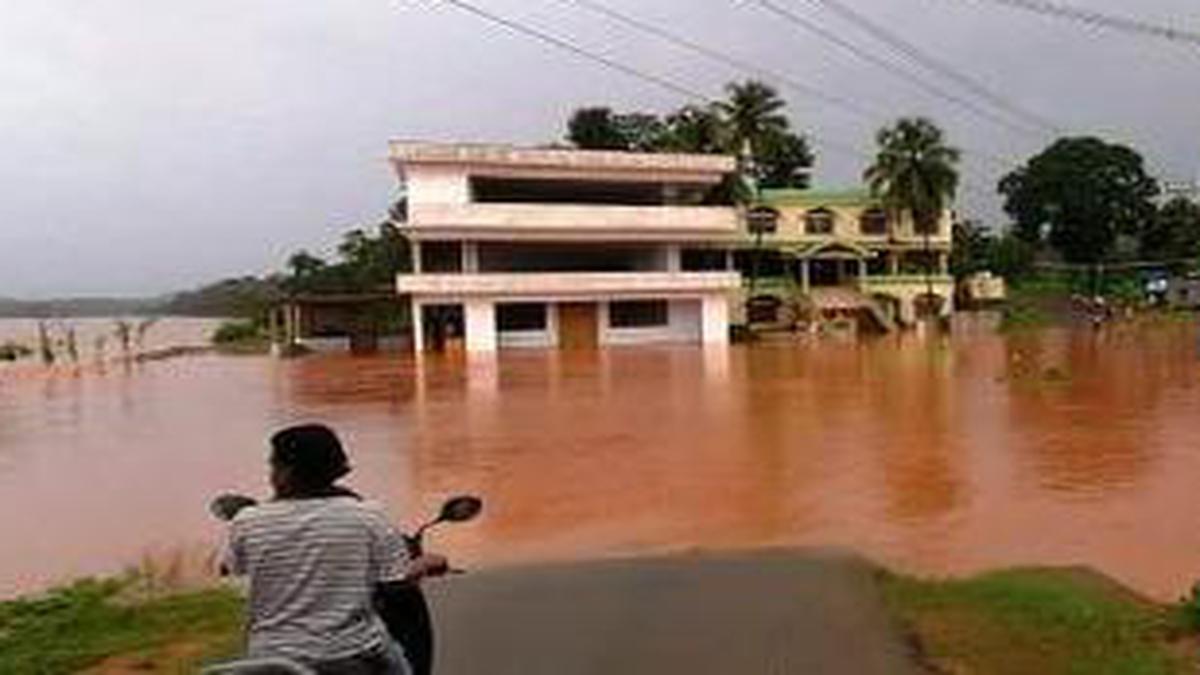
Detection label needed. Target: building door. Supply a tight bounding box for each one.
[558,302,599,349]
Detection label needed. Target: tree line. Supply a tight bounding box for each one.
[162,80,1200,322]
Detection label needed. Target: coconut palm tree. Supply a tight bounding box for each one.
[864,117,960,316]
[715,81,789,160]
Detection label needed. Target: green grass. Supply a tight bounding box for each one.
[0,577,243,674]
[882,568,1192,675]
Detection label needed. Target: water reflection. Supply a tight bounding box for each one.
[2,324,1200,599]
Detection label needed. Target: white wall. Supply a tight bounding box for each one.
[601,298,702,346]
[407,165,470,206]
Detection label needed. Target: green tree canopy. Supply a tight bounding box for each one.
[566,107,629,150]
[563,80,813,190]
[715,80,788,158]
[1141,197,1200,262]
[864,117,960,232]
[950,220,991,278]
[998,137,1159,264]
[282,223,411,296]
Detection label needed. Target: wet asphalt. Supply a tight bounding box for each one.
[425,549,922,675]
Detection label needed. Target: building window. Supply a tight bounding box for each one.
[913,215,941,236]
[496,303,548,332]
[609,300,669,328]
[746,206,780,236]
[860,208,888,235]
[682,249,728,271]
[421,241,463,273]
[805,208,835,235]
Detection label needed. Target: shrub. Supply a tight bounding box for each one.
[0,341,32,361]
[211,320,263,345]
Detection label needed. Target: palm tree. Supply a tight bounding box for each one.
[715,81,789,160]
[864,117,960,318]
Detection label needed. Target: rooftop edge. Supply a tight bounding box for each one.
[389,140,737,174]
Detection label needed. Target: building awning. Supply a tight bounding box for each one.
[787,240,876,260]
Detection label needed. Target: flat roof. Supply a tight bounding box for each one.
[389,141,736,175]
[759,187,876,207]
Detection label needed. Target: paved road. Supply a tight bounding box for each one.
[425,549,922,675]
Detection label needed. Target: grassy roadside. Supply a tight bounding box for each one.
[881,568,1196,674]
[0,577,242,674]
[5,564,1197,674]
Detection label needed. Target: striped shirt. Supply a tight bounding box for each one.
[223,496,410,663]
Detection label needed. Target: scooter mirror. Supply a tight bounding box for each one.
[437,495,483,524]
[210,493,259,522]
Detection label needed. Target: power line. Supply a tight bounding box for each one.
[959,0,1200,48]
[434,0,877,163]
[745,0,1046,139]
[559,0,879,121]
[426,0,994,201]
[436,0,708,101]
[555,0,1019,170]
[800,0,1061,134]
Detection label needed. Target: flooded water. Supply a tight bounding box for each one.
[2,317,1200,600]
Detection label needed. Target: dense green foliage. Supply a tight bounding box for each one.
[883,568,1189,674]
[282,222,411,296]
[999,137,1160,264]
[212,319,265,345]
[565,80,813,190]
[0,578,242,674]
[864,117,960,234]
[1141,197,1200,262]
[163,221,411,321]
[951,221,1035,281]
[162,276,281,318]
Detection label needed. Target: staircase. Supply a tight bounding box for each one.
[807,287,896,333]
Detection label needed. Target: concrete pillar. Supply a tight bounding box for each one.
[938,252,949,275]
[725,249,734,271]
[857,258,866,284]
[888,252,900,276]
[800,259,811,294]
[463,242,479,273]
[898,297,917,326]
[700,294,730,346]
[411,300,425,353]
[666,245,682,272]
[411,240,423,274]
[464,299,497,353]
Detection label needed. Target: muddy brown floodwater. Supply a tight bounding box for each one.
[2,319,1200,600]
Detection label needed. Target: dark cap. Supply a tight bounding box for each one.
[269,424,351,487]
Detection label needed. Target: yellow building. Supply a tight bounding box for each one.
[737,188,955,329]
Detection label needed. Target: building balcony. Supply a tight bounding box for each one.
[407,203,739,240]
[860,274,955,298]
[397,271,742,299]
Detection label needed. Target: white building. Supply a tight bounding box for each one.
[391,142,742,353]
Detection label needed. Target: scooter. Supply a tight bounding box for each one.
[205,493,483,675]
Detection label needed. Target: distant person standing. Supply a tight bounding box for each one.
[221,424,445,675]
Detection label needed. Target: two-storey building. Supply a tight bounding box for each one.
[392,142,743,353]
[737,188,956,328]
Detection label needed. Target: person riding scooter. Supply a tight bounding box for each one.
[220,424,447,674]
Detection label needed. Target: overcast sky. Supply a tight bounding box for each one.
[2,0,1197,297]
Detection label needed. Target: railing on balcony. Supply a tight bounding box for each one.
[397,271,743,297]
[408,203,740,236]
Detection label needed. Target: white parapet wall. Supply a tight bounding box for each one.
[397,271,742,297]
